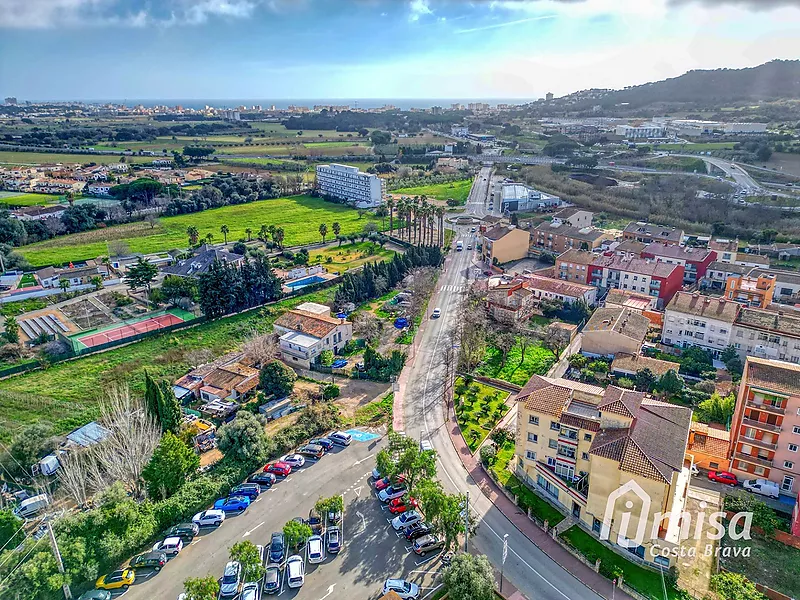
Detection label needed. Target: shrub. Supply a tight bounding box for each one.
[480,445,497,467]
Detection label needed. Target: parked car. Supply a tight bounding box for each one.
[96,569,135,591]
[307,535,324,564]
[376,475,404,491]
[431,308,441,318]
[403,522,432,541]
[708,471,738,486]
[219,561,242,598]
[231,483,261,499]
[264,461,292,477]
[308,509,324,535]
[152,536,184,557]
[263,564,281,595]
[392,510,422,531]
[743,478,780,499]
[298,444,325,459]
[269,532,286,564]
[248,472,277,487]
[311,438,334,451]
[327,507,342,525]
[254,544,266,573]
[328,431,352,446]
[240,582,260,600]
[413,534,444,555]
[77,591,111,600]
[389,496,418,515]
[192,509,225,528]
[378,485,407,502]
[372,467,382,480]
[326,526,341,553]
[129,551,167,571]
[213,495,251,513]
[382,579,420,599]
[164,522,199,541]
[286,555,305,588]
[280,454,306,468]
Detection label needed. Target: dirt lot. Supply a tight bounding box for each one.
[59,297,114,330]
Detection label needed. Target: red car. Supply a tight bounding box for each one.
[375,475,405,492]
[708,470,738,486]
[264,461,292,477]
[388,496,418,515]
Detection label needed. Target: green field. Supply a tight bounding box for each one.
[308,241,395,272]
[18,195,383,267]
[393,179,473,204]
[0,287,336,442]
[218,157,307,168]
[0,192,56,207]
[476,338,556,386]
[216,142,372,156]
[0,151,159,165]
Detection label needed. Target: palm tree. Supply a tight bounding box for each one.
[90,275,103,291]
[58,279,70,293]
[205,232,214,244]
[220,224,229,245]
[387,198,395,235]
[268,224,277,242]
[273,227,285,249]
[395,200,406,241]
[435,206,445,246]
[186,226,199,246]
[319,223,328,244]
[245,227,252,242]
[258,224,269,244]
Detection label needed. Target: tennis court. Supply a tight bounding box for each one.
[72,309,193,349]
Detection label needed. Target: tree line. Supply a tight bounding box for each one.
[197,255,283,319]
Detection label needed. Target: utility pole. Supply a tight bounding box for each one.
[47,521,72,600]
[464,490,470,553]
[500,533,508,594]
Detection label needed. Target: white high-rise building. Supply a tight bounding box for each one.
[315,164,385,208]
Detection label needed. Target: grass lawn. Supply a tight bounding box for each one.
[308,241,394,272]
[0,151,160,165]
[219,157,307,168]
[475,338,556,386]
[454,378,511,452]
[393,179,473,204]
[18,195,383,267]
[0,192,57,207]
[560,527,681,600]
[18,273,36,288]
[0,287,336,442]
[720,531,800,598]
[352,393,393,426]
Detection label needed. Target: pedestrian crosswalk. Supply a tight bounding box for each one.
[440,284,465,293]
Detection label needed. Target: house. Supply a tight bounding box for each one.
[687,422,731,473]
[703,261,752,291]
[734,253,770,269]
[729,357,800,497]
[519,273,597,306]
[731,306,800,364]
[532,221,612,254]
[162,245,244,278]
[516,376,692,567]
[662,292,740,359]
[613,240,647,257]
[604,289,658,312]
[708,239,739,264]
[623,221,683,245]
[173,352,260,403]
[724,274,776,308]
[11,205,66,222]
[109,163,129,172]
[588,255,684,309]
[640,243,716,284]
[610,353,680,379]
[551,207,593,229]
[555,249,595,285]
[86,183,113,197]
[35,264,104,289]
[481,225,530,265]
[274,302,353,369]
[487,280,536,325]
[581,307,651,358]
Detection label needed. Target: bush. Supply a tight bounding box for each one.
[322,384,340,400]
[480,445,497,467]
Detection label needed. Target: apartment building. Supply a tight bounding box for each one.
[273,302,353,369]
[481,225,530,265]
[315,163,384,208]
[615,123,667,139]
[551,207,593,229]
[613,240,647,257]
[640,243,716,284]
[533,221,612,254]
[729,357,800,496]
[486,280,536,325]
[555,249,595,284]
[662,292,739,358]
[724,274,776,308]
[623,222,683,245]
[516,376,692,567]
[581,307,651,358]
[708,239,739,263]
[732,306,800,365]
[703,261,751,291]
[588,255,684,309]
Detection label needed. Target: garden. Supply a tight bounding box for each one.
[475,336,556,386]
[392,178,473,205]
[454,377,510,452]
[308,240,395,272]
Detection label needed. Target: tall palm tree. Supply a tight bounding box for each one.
[319,223,328,244]
[220,224,229,245]
[395,200,406,241]
[332,222,341,238]
[245,228,253,242]
[186,226,199,246]
[387,197,395,236]
[435,206,445,246]
[258,224,269,244]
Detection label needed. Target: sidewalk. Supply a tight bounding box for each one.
[444,399,630,600]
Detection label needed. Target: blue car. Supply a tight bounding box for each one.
[331,359,348,369]
[213,495,251,513]
[231,483,261,499]
[311,437,334,451]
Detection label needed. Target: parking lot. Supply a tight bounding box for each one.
[118,427,446,600]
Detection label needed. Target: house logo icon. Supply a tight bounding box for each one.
[601,480,652,547]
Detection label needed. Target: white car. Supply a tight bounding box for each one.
[281,454,305,468]
[329,431,352,446]
[240,582,260,600]
[378,485,407,502]
[743,478,780,499]
[431,308,441,318]
[392,510,422,531]
[307,534,324,564]
[219,561,242,598]
[192,509,225,528]
[152,536,183,556]
[382,579,420,599]
[286,555,305,588]
[372,467,382,480]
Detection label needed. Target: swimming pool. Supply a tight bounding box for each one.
[285,275,326,289]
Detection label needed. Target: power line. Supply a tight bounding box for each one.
[0,534,47,593]
[0,524,26,555]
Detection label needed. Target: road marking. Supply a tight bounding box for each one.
[356,511,367,530]
[317,583,336,600]
[243,521,264,537]
[190,538,202,546]
[353,454,374,466]
[352,486,363,497]
[415,553,441,566]
[254,497,262,503]
[421,584,444,599]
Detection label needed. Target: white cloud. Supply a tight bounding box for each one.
[184,0,257,24]
[456,14,556,33]
[0,0,149,28]
[409,0,433,21]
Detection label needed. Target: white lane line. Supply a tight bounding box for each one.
[420,584,444,599]
[353,454,374,465]
[243,521,264,537]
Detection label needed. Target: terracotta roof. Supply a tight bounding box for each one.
[736,254,770,266]
[518,376,571,418]
[484,225,526,242]
[745,357,800,396]
[553,207,588,218]
[556,249,595,266]
[708,239,738,253]
[688,422,730,459]
[591,254,682,279]
[604,289,654,311]
[666,291,740,324]
[598,387,645,419]
[583,307,650,343]
[611,353,679,377]
[521,274,594,298]
[735,306,800,338]
[707,261,751,275]
[274,309,344,339]
[642,242,714,262]
[534,221,608,243]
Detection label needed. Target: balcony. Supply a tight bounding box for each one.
[740,436,778,451]
[746,400,785,415]
[742,418,782,433]
[733,452,773,469]
[535,461,588,502]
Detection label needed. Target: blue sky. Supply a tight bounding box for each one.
[0,0,798,101]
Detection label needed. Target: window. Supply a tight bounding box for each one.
[581,452,589,461]
[736,330,743,338]
[584,433,592,442]
[527,433,538,443]
[785,461,795,470]
[794,426,800,435]
[710,462,719,469]
[548,439,558,449]
[654,555,670,568]
[550,421,561,431]
[525,450,537,461]
[529,415,539,425]
[720,328,728,335]
[789,444,798,453]
[754,466,766,476]
[782,476,795,492]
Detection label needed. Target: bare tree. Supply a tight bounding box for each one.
[353,312,381,344]
[494,331,516,367]
[241,331,278,367]
[58,448,100,507]
[108,240,131,258]
[543,326,568,361]
[144,213,158,229]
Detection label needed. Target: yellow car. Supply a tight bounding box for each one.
[96,569,135,590]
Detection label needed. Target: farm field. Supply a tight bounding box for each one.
[0,287,336,442]
[393,178,473,204]
[0,192,56,207]
[308,241,395,272]
[18,194,384,267]
[0,151,160,165]
[216,142,372,156]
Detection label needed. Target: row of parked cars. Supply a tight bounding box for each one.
[79,431,354,600]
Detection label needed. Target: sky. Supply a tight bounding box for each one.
[0,0,798,102]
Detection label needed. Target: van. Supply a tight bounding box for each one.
[329,431,352,446]
[743,478,780,499]
[456,241,463,251]
[13,494,49,519]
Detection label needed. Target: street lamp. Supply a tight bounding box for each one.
[499,533,508,594]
